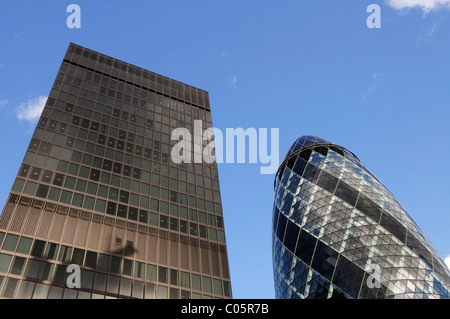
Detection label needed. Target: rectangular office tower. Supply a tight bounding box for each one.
[0,43,232,299]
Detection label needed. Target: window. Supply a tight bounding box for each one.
[110,255,121,274]
[36,184,49,198]
[30,167,42,180]
[2,234,19,252]
[0,253,13,273]
[85,251,97,269]
[44,243,59,260]
[128,207,138,221]
[123,259,133,276]
[158,266,167,283]
[16,237,33,254]
[19,164,31,177]
[90,169,100,181]
[71,248,85,265]
[10,256,26,276]
[119,190,129,203]
[2,278,19,298]
[97,254,110,272]
[117,205,127,218]
[41,170,53,183]
[53,173,65,186]
[24,259,41,279]
[58,245,72,263]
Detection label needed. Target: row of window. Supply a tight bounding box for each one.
[21,151,222,211]
[27,133,220,194]
[35,98,220,184]
[64,49,209,110]
[55,78,211,127]
[0,274,223,299]
[11,179,226,242]
[17,163,220,214]
[57,62,212,124]
[33,123,220,187]
[0,232,231,298]
[19,162,219,207]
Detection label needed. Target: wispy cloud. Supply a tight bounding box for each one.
[416,18,444,46]
[387,0,450,13]
[363,72,384,101]
[15,96,47,124]
[0,100,8,109]
[221,51,228,59]
[230,75,237,88]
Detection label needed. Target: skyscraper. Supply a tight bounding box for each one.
[272,135,450,299]
[0,43,232,299]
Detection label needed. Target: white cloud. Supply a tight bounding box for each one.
[387,0,450,13]
[416,18,444,46]
[15,96,47,123]
[363,72,384,100]
[231,75,237,88]
[445,255,450,270]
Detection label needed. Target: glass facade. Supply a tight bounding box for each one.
[0,43,231,299]
[272,135,450,299]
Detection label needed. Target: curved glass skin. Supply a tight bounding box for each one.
[272,135,450,299]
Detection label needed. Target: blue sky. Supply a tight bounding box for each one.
[0,1,449,298]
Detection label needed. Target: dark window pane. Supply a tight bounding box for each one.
[71,248,85,265]
[380,213,407,243]
[106,202,117,216]
[334,181,359,207]
[276,213,287,241]
[123,165,131,176]
[10,257,26,275]
[19,164,31,177]
[128,207,138,221]
[123,259,133,276]
[117,205,127,218]
[332,255,365,299]
[53,174,65,186]
[119,191,129,203]
[103,160,112,171]
[139,210,148,224]
[41,170,53,183]
[35,184,49,198]
[298,149,312,161]
[303,163,321,184]
[85,251,97,269]
[292,158,307,177]
[31,240,46,257]
[30,167,42,180]
[317,170,338,194]
[311,241,338,281]
[90,169,100,181]
[158,267,167,283]
[295,229,317,266]
[283,220,300,253]
[355,193,382,222]
[44,243,59,260]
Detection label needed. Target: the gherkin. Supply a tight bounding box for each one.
[272,135,450,299]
